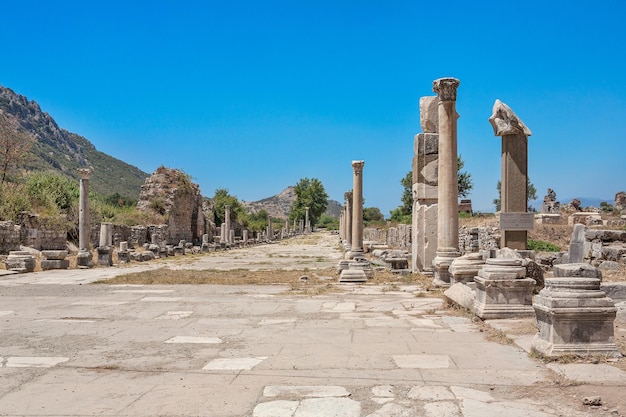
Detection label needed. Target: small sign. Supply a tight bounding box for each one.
[499,212,535,231]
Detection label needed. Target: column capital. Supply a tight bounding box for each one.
[344,190,353,202]
[433,78,460,102]
[352,160,365,174]
[225,204,231,210]
[78,168,92,180]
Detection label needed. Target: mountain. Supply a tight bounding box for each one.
[242,186,342,219]
[0,85,148,198]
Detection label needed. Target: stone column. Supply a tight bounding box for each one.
[489,99,532,250]
[432,78,460,285]
[224,204,231,243]
[97,222,113,266]
[304,207,311,233]
[412,95,439,274]
[220,223,226,244]
[339,211,344,241]
[344,191,353,250]
[349,161,365,258]
[77,168,93,268]
[285,219,289,236]
[267,219,273,241]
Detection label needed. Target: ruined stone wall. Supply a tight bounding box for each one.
[16,214,66,250]
[366,224,500,254]
[0,221,20,254]
[585,229,626,264]
[130,226,147,248]
[363,225,411,250]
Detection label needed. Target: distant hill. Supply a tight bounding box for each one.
[0,85,148,198]
[242,186,342,219]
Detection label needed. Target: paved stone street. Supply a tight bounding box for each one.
[1,233,625,416]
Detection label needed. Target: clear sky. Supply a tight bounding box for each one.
[2,1,625,214]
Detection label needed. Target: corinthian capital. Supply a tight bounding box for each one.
[352,160,365,174]
[433,78,460,102]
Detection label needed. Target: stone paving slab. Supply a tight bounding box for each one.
[2,281,619,416]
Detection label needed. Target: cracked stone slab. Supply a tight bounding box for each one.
[407,385,455,401]
[202,356,267,370]
[546,363,626,384]
[140,297,182,302]
[112,289,175,294]
[5,357,69,368]
[164,336,222,344]
[263,386,350,398]
[259,318,296,325]
[393,354,451,369]
[72,301,128,306]
[155,311,193,320]
[0,311,14,317]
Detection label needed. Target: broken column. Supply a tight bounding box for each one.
[489,99,533,250]
[304,207,311,233]
[532,263,620,358]
[242,229,249,245]
[474,248,536,319]
[343,191,353,251]
[432,78,461,285]
[118,241,130,263]
[412,95,439,274]
[267,219,273,242]
[97,222,113,266]
[224,204,231,243]
[76,168,93,268]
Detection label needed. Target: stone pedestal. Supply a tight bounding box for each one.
[77,250,93,268]
[338,269,368,283]
[474,248,536,319]
[347,259,373,279]
[532,263,620,358]
[5,251,36,273]
[41,250,69,270]
[449,252,485,284]
[97,247,113,266]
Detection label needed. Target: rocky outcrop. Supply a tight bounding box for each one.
[0,85,147,198]
[242,186,342,220]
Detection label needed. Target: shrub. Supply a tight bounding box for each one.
[528,239,560,252]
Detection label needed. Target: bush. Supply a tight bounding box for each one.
[0,183,31,220]
[528,239,560,252]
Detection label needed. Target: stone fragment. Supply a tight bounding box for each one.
[568,223,587,263]
[449,252,485,284]
[488,99,532,136]
[582,396,602,406]
[419,96,439,133]
[40,260,70,270]
[553,263,602,278]
[444,283,476,311]
[5,251,36,273]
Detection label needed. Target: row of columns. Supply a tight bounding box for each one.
[339,161,364,258]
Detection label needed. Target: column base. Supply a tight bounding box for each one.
[432,250,460,287]
[77,250,93,268]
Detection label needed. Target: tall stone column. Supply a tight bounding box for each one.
[224,204,231,243]
[339,211,344,240]
[344,191,353,250]
[349,161,365,258]
[77,168,93,268]
[267,219,273,241]
[489,99,532,250]
[432,78,460,285]
[304,207,311,233]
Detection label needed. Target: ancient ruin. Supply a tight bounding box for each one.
[411,95,439,275]
[77,168,93,268]
[432,78,461,285]
[489,99,533,250]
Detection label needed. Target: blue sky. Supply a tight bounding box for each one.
[2,1,625,214]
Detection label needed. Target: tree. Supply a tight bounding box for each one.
[457,155,473,198]
[493,179,538,212]
[289,178,328,227]
[210,188,244,226]
[363,207,385,223]
[393,155,472,217]
[0,111,35,184]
